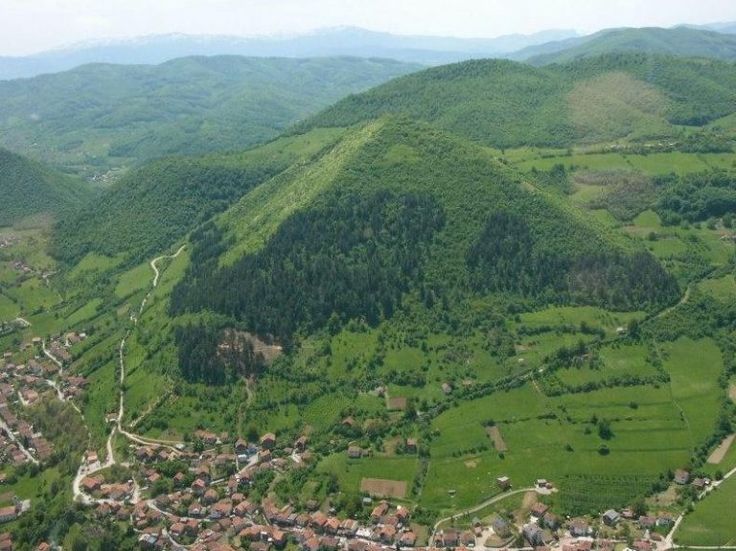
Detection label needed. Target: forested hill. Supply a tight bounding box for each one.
[300,53,736,149]
[517,27,736,66]
[51,128,345,265]
[0,147,90,227]
[0,55,420,176]
[168,117,677,363]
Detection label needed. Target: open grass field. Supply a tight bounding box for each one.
[512,150,736,175]
[517,306,644,338]
[698,274,736,302]
[661,337,724,445]
[114,262,153,299]
[676,475,736,547]
[316,453,419,498]
[0,292,18,320]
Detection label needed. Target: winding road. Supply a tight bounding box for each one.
[72,245,186,504]
[431,488,535,542]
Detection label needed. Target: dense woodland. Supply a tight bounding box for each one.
[0,148,90,226]
[468,211,679,310]
[301,53,736,148]
[171,190,445,340]
[0,56,418,174]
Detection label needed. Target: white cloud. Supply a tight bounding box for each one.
[0,0,734,55]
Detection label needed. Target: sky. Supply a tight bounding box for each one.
[1,0,735,56]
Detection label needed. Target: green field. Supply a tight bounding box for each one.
[676,475,736,546]
[315,453,419,498]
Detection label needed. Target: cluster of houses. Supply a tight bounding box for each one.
[77,429,429,551]
[517,497,683,550]
[0,362,55,464]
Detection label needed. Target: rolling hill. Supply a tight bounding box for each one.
[300,53,736,148]
[51,127,345,265]
[515,26,736,65]
[170,117,676,347]
[0,27,577,80]
[0,55,420,176]
[0,147,90,227]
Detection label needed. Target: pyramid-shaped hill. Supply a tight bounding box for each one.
[170,116,679,341]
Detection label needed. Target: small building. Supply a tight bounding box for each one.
[261,433,276,450]
[602,509,620,527]
[674,469,690,485]
[496,475,511,490]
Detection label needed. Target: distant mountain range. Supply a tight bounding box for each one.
[0,27,577,80]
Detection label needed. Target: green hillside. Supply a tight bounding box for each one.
[300,54,736,148]
[169,118,676,364]
[52,127,345,264]
[0,147,90,226]
[0,56,420,176]
[522,26,736,66]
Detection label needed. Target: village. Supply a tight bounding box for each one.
[0,324,728,551]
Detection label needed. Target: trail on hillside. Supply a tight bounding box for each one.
[73,245,186,504]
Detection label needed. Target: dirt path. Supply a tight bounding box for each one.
[707,434,735,464]
[73,245,186,504]
[431,488,534,542]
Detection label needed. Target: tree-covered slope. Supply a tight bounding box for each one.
[300,54,736,148]
[520,27,736,66]
[0,147,90,226]
[168,117,677,368]
[0,56,420,175]
[51,128,345,264]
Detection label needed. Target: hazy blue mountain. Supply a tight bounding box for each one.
[0,27,577,80]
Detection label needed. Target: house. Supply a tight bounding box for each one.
[674,469,690,485]
[347,446,363,459]
[81,476,102,492]
[602,510,620,527]
[530,502,549,518]
[294,436,308,452]
[441,382,453,394]
[569,519,590,537]
[400,532,417,546]
[492,517,511,538]
[0,506,16,523]
[543,512,560,530]
[440,530,458,547]
[496,476,511,490]
[370,501,389,522]
[639,516,656,529]
[656,513,675,528]
[261,433,276,450]
[522,524,545,547]
[692,478,707,491]
[234,438,249,455]
[405,438,417,453]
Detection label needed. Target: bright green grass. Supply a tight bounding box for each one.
[425,382,698,512]
[315,452,419,497]
[676,475,736,546]
[83,358,118,445]
[220,120,383,265]
[0,292,18,320]
[513,151,736,175]
[64,298,103,328]
[518,306,644,337]
[67,253,123,279]
[661,337,724,445]
[698,275,736,301]
[6,278,61,312]
[556,342,659,387]
[115,262,153,298]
